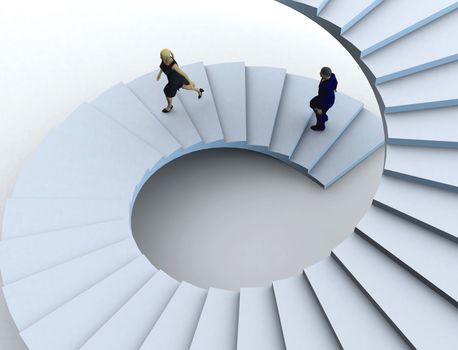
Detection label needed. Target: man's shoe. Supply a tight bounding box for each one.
[311,125,325,131]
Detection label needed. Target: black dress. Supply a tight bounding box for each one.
[160,59,190,98]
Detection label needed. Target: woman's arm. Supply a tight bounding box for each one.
[172,64,192,84]
[156,70,162,81]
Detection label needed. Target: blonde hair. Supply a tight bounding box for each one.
[160,48,174,60]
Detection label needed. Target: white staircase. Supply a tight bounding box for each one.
[1,0,458,348]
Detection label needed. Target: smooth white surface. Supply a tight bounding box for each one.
[1,198,128,238]
[205,62,247,142]
[363,9,458,83]
[91,82,181,156]
[374,176,458,240]
[178,62,224,143]
[273,274,337,349]
[246,66,286,147]
[357,205,458,302]
[140,282,207,350]
[81,270,178,350]
[132,148,384,290]
[20,255,155,350]
[385,145,458,189]
[334,234,458,349]
[306,256,407,350]
[190,288,239,350]
[0,1,379,348]
[237,286,286,350]
[385,106,458,147]
[3,239,140,331]
[343,0,457,56]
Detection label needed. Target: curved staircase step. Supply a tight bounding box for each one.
[0,219,133,285]
[268,74,316,157]
[293,0,330,15]
[20,255,155,350]
[81,270,178,350]
[386,106,458,148]
[357,205,458,305]
[374,176,458,242]
[384,144,458,191]
[1,198,128,239]
[306,256,408,349]
[333,234,458,349]
[178,62,224,143]
[127,72,202,148]
[205,62,247,143]
[237,286,286,350]
[342,0,458,57]
[308,108,384,188]
[290,93,363,170]
[140,282,207,350]
[319,0,382,34]
[379,60,458,113]
[190,288,239,350]
[3,238,140,331]
[12,103,162,198]
[273,274,337,350]
[91,82,181,156]
[246,66,286,147]
[364,9,458,84]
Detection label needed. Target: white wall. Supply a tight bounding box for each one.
[0,1,380,348]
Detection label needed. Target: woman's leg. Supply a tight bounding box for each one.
[165,96,173,111]
[182,82,202,96]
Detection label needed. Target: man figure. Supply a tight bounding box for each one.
[309,67,338,131]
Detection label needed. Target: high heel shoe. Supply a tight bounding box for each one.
[198,88,204,99]
[162,105,173,113]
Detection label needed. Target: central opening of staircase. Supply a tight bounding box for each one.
[131,147,384,290]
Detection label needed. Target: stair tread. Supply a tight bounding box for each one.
[379,60,458,113]
[237,286,285,350]
[385,144,458,190]
[357,205,458,303]
[273,274,337,350]
[374,176,458,240]
[246,66,286,147]
[291,93,363,170]
[386,106,458,147]
[343,0,457,56]
[81,270,178,350]
[12,103,162,198]
[128,72,202,148]
[306,256,408,349]
[308,108,384,187]
[3,239,140,331]
[20,255,155,350]
[205,62,247,142]
[364,9,458,83]
[91,82,181,156]
[1,198,128,239]
[140,282,207,350]
[333,234,458,349]
[268,74,316,156]
[319,0,381,33]
[0,219,133,285]
[190,288,239,350]
[178,62,224,143]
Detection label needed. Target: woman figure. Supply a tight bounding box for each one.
[156,48,204,113]
[309,66,338,131]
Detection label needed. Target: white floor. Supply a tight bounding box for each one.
[0,0,380,348]
[132,147,384,291]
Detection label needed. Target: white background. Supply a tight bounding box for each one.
[0,0,381,348]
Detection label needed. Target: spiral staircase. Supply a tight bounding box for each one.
[1,0,457,349]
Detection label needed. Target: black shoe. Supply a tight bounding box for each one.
[162,105,173,113]
[198,88,204,99]
[311,125,325,131]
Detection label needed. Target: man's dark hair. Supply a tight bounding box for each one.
[320,66,332,77]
